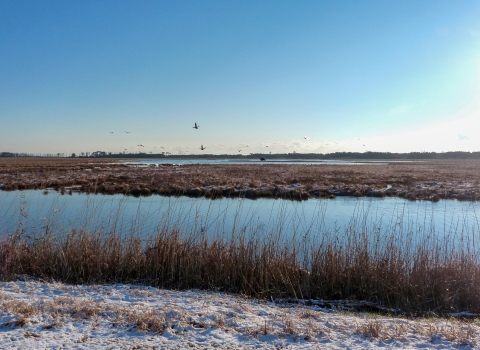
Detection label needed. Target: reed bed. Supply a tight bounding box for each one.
[1,158,480,200]
[1,206,480,316]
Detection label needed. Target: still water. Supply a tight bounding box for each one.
[1,190,479,247]
[123,159,392,166]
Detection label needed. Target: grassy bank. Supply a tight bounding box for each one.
[1,217,479,316]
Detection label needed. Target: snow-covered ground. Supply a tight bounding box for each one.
[0,279,477,349]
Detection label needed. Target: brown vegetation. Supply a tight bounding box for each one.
[0,158,479,201]
[2,219,480,315]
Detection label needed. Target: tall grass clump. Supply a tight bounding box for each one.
[1,216,480,316]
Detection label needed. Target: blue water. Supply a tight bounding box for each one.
[122,159,393,166]
[1,190,479,249]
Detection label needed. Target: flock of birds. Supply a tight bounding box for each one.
[110,123,367,155]
[191,123,315,153]
[110,131,166,154]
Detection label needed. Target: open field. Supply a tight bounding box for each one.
[1,158,479,201]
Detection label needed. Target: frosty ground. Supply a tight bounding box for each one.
[0,279,477,349]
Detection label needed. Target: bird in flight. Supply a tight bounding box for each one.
[110,132,114,134]
[138,144,145,147]
[265,145,268,148]
[125,131,130,133]
[193,123,200,129]
[303,136,308,139]
[238,150,241,152]
[200,145,206,150]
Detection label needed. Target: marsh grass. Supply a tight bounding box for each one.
[1,190,480,315]
[2,158,480,200]
[2,217,480,315]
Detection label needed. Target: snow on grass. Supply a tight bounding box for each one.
[0,279,477,349]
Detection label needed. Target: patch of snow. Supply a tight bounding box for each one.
[0,280,478,349]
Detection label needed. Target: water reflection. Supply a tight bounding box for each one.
[1,190,479,248]
[123,159,392,166]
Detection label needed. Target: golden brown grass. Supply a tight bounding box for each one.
[1,158,480,200]
[1,218,480,316]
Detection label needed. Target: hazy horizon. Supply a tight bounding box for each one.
[1,1,479,155]
[4,150,480,159]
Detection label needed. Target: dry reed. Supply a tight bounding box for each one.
[2,218,480,316]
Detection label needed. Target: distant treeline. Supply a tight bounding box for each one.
[0,152,67,158]
[3,151,480,160]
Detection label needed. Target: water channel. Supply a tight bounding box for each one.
[1,190,479,251]
[122,158,406,166]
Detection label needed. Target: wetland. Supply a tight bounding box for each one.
[1,158,479,201]
[1,158,480,315]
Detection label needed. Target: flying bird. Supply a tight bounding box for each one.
[303,136,308,139]
[125,131,130,133]
[110,132,114,134]
[193,123,200,129]
[200,145,206,150]
[137,144,145,147]
[238,150,241,152]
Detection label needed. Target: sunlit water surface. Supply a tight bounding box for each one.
[122,159,395,166]
[1,190,479,249]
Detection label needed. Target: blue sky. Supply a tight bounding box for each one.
[1,0,479,155]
